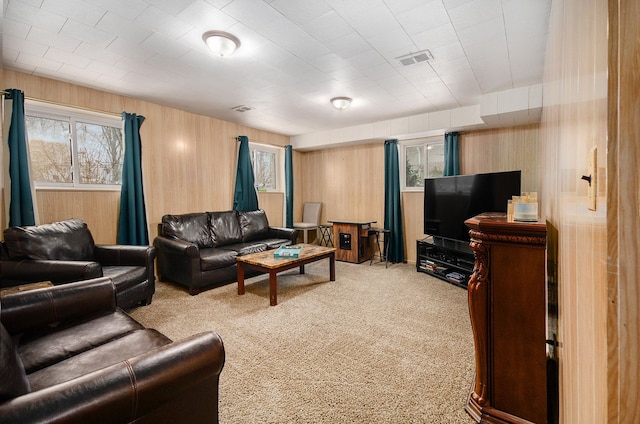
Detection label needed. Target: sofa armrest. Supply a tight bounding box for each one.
[94,245,157,267]
[0,259,102,286]
[0,332,225,424]
[268,226,298,244]
[153,236,200,257]
[0,277,116,334]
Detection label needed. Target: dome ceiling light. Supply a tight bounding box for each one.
[202,30,241,57]
[330,96,352,110]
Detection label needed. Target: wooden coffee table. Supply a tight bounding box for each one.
[237,244,336,306]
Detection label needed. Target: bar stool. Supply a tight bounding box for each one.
[317,224,334,247]
[369,228,391,268]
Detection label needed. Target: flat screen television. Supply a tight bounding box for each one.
[423,170,521,242]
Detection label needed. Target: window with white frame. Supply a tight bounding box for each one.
[249,142,280,191]
[401,137,445,190]
[25,101,124,189]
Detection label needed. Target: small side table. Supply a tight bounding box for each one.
[317,224,334,247]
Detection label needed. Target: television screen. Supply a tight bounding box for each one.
[424,170,521,241]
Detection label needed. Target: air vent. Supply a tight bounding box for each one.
[396,49,434,66]
[231,105,253,112]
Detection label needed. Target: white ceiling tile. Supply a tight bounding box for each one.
[74,42,124,64]
[300,11,353,43]
[396,1,451,36]
[27,26,82,53]
[96,11,154,44]
[41,0,106,27]
[447,0,502,30]
[85,60,129,79]
[58,63,102,81]
[44,48,92,68]
[60,19,116,48]
[141,33,191,58]
[6,0,68,33]
[84,0,149,19]
[3,18,31,39]
[270,0,333,25]
[176,0,238,31]
[145,0,194,16]
[106,37,157,61]
[3,34,49,57]
[411,23,459,51]
[134,6,195,39]
[16,51,63,72]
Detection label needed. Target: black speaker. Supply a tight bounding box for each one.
[339,233,351,250]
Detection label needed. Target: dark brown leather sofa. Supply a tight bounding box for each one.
[154,209,297,295]
[0,219,156,310]
[0,277,225,423]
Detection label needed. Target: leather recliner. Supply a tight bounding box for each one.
[0,218,156,310]
[0,277,225,423]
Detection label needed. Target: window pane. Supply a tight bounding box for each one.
[405,145,425,187]
[26,115,73,183]
[252,150,276,190]
[426,143,444,177]
[76,122,123,184]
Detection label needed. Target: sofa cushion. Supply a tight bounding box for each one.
[27,329,172,392]
[200,248,238,271]
[209,211,242,247]
[161,213,212,248]
[219,242,268,256]
[0,323,30,401]
[3,219,95,261]
[102,266,147,291]
[18,310,145,374]
[238,209,270,242]
[260,238,293,249]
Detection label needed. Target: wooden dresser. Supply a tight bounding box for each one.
[464,213,548,424]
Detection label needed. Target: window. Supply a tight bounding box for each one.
[25,101,123,189]
[249,142,280,191]
[401,137,444,190]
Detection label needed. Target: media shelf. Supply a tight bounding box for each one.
[416,236,474,288]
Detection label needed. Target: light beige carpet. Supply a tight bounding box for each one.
[130,260,476,423]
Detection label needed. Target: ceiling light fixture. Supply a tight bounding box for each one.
[202,30,241,57]
[330,96,352,110]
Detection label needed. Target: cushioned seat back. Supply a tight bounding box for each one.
[238,209,270,242]
[209,211,242,247]
[3,219,95,261]
[0,323,30,401]
[161,213,213,248]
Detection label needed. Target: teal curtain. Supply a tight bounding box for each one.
[384,139,405,263]
[5,88,36,227]
[284,145,293,228]
[117,112,148,245]
[443,132,460,176]
[233,135,259,211]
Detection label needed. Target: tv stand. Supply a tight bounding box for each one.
[416,236,474,288]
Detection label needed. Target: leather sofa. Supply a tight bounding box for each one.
[154,209,297,295]
[0,277,225,423]
[0,219,156,310]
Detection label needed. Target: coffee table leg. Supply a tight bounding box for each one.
[299,264,305,274]
[237,263,245,295]
[330,253,336,281]
[269,271,278,306]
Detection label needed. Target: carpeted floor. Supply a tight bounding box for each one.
[130,260,476,423]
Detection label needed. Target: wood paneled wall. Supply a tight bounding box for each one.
[539,0,609,422]
[1,70,289,243]
[608,0,640,422]
[299,127,540,264]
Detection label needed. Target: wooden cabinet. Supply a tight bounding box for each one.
[329,220,375,263]
[464,213,548,424]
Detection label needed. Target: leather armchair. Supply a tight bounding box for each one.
[0,219,156,310]
[0,278,225,423]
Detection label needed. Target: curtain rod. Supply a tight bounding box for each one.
[1,90,122,118]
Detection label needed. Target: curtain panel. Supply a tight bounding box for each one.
[384,139,405,263]
[3,88,37,227]
[233,135,259,211]
[284,144,293,228]
[117,112,149,245]
[443,132,460,176]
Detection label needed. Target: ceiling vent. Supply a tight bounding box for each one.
[396,49,434,66]
[231,105,252,112]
